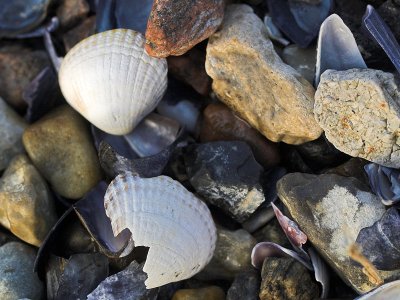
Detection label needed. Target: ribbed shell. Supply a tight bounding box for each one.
[59,29,168,135]
[104,173,217,288]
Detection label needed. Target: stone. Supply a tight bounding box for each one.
[314,69,400,168]
[56,0,90,30]
[145,0,225,57]
[378,0,400,42]
[172,286,225,300]
[200,103,281,168]
[0,242,44,300]
[281,44,316,83]
[23,105,102,199]
[63,16,96,52]
[184,141,265,223]
[227,269,260,300]
[325,158,369,185]
[276,173,400,293]
[0,154,57,247]
[253,219,291,247]
[205,4,322,144]
[0,45,49,110]
[0,97,27,171]
[259,257,319,300]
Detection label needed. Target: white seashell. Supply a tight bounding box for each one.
[357,280,400,300]
[59,29,168,135]
[104,173,217,288]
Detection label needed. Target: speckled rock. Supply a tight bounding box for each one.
[0,154,57,247]
[314,69,400,168]
[205,4,322,144]
[145,0,225,57]
[63,16,96,52]
[56,0,90,29]
[0,97,27,171]
[172,286,225,300]
[23,105,102,199]
[227,269,260,300]
[0,242,44,300]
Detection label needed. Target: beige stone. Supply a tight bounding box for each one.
[205,4,322,144]
[172,286,225,300]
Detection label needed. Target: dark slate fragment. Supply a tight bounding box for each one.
[356,208,400,270]
[226,269,260,300]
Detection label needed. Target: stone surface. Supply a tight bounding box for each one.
[315,69,400,168]
[0,154,57,247]
[172,286,225,300]
[206,4,322,144]
[0,97,27,171]
[0,242,44,300]
[227,269,260,300]
[253,219,291,247]
[378,0,400,42]
[282,44,316,83]
[277,173,400,293]
[145,0,225,57]
[325,158,369,185]
[63,16,96,52]
[0,45,49,110]
[23,105,102,199]
[259,257,319,300]
[200,103,281,168]
[184,141,265,223]
[56,0,90,30]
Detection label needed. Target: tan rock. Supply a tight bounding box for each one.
[205,4,322,145]
[172,286,225,300]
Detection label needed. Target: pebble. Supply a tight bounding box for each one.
[314,68,400,168]
[56,0,90,30]
[0,242,44,300]
[205,4,322,144]
[63,16,96,52]
[184,141,265,223]
[145,0,225,57]
[0,154,57,247]
[23,105,102,199]
[253,219,291,247]
[172,286,225,300]
[0,97,27,171]
[281,44,316,83]
[200,103,281,168]
[227,269,260,300]
[259,257,319,300]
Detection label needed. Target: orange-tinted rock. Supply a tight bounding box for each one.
[200,103,280,168]
[63,16,96,52]
[145,0,225,58]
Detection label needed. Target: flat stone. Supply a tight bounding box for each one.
[277,173,400,293]
[172,286,225,300]
[281,44,316,83]
[56,0,90,30]
[0,97,27,171]
[205,4,322,144]
[227,269,260,300]
[23,105,102,199]
[200,103,281,168]
[184,141,265,223]
[0,154,57,247]
[314,69,400,168]
[145,0,225,57]
[63,16,96,52]
[0,242,44,300]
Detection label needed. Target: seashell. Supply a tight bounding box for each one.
[59,29,168,135]
[357,280,400,300]
[104,173,217,288]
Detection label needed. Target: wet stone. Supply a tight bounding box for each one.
[226,269,260,300]
[56,0,90,30]
[63,16,96,52]
[23,105,102,199]
[184,141,265,223]
[281,44,316,83]
[172,286,225,300]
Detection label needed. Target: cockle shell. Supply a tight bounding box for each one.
[104,173,217,288]
[59,29,168,135]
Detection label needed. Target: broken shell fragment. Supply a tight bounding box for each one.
[104,173,217,288]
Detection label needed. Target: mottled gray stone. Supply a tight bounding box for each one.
[227,269,260,300]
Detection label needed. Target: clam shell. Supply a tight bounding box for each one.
[104,173,217,288]
[59,29,168,135]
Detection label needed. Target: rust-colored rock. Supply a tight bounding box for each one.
[63,16,96,52]
[200,103,280,168]
[145,0,225,58]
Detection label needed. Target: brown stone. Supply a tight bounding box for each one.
[200,103,280,168]
[56,0,90,30]
[145,0,225,58]
[63,16,96,52]
[172,286,225,300]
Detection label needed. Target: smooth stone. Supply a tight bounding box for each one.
[23,105,102,199]
[277,173,400,293]
[205,4,322,144]
[315,69,400,168]
[184,141,265,223]
[145,0,225,57]
[200,103,281,168]
[0,45,49,110]
[172,286,225,300]
[227,269,260,300]
[0,97,27,171]
[0,242,44,300]
[56,0,90,30]
[0,154,57,247]
[324,158,369,185]
[281,44,316,83]
[259,257,319,300]
[63,16,96,52]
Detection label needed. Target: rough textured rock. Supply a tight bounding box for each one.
[172,286,225,300]
[205,4,322,144]
[0,242,44,300]
[56,0,90,29]
[277,173,400,293]
[282,44,316,83]
[145,0,225,57]
[0,154,57,247]
[315,69,400,168]
[23,105,102,199]
[63,16,96,52]
[227,269,260,300]
[259,257,319,300]
[200,103,281,168]
[0,97,27,171]
[184,141,265,223]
